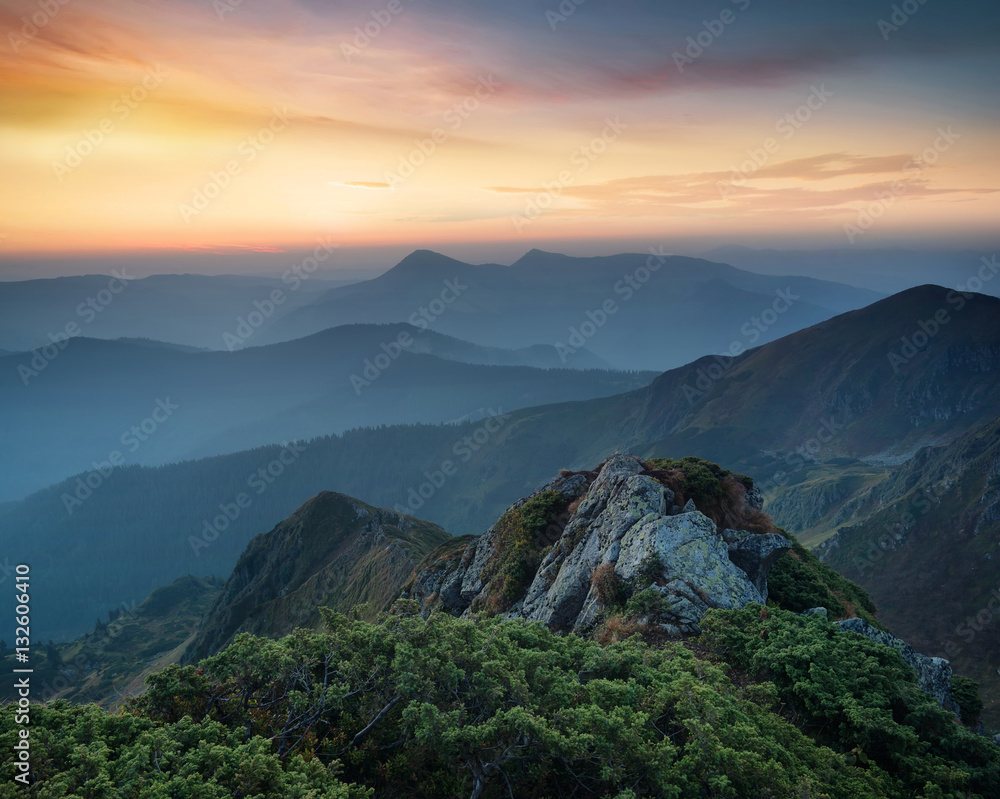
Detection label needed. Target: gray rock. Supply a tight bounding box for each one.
[520,456,668,631]
[409,454,788,636]
[429,470,590,613]
[801,607,828,618]
[615,511,766,632]
[837,617,956,712]
[722,529,791,599]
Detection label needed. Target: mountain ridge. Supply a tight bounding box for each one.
[256,248,882,369]
[184,490,451,662]
[0,322,639,501]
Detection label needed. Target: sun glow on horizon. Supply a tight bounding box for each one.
[1,0,998,259]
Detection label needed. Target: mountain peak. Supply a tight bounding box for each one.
[511,249,574,267]
[860,283,995,319]
[391,249,471,272]
[183,491,450,661]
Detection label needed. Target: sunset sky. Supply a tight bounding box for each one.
[1,0,998,262]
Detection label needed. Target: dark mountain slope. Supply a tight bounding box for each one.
[636,285,1000,462]
[814,415,1000,727]
[185,491,451,662]
[0,575,222,709]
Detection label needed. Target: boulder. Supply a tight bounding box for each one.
[723,529,792,599]
[613,511,767,633]
[519,455,671,630]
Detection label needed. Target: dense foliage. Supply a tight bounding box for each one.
[646,456,742,506]
[0,702,364,798]
[4,603,998,798]
[645,456,776,535]
[701,605,1000,798]
[951,676,985,728]
[767,538,879,623]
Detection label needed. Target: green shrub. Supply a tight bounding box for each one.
[767,538,878,622]
[624,586,671,617]
[635,552,665,589]
[700,605,1000,798]
[648,456,732,504]
[0,701,366,798]
[767,551,846,616]
[952,675,984,727]
[10,605,1000,798]
[645,456,777,534]
[124,607,892,799]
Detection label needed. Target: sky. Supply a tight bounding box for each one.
[1,0,998,266]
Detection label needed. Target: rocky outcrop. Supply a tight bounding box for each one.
[723,529,791,597]
[410,454,790,635]
[837,617,957,712]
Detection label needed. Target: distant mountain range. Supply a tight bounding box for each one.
[0,272,348,353]
[0,246,885,500]
[0,324,642,502]
[0,251,881,369]
[255,249,883,370]
[705,245,999,298]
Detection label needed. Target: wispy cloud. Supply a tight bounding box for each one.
[330,181,394,190]
[485,153,998,220]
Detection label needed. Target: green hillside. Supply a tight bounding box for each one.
[3,451,996,797]
[817,416,1000,729]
